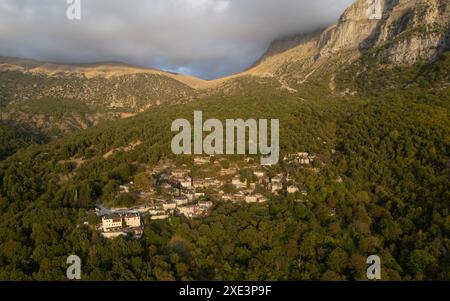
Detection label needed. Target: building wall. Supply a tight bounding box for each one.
[175,199,189,206]
[125,216,141,228]
[178,207,196,216]
[163,203,177,210]
[271,184,283,193]
[245,196,258,203]
[151,215,169,220]
[103,218,123,231]
[288,186,299,194]
[102,232,127,239]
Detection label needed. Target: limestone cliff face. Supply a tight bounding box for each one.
[318,0,393,55]
[318,0,450,64]
[240,0,450,91]
[372,0,450,64]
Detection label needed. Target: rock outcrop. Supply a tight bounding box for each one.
[318,0,450,64]
[244,0,450,82]
[318,0,393,55]
[372,0,450,64]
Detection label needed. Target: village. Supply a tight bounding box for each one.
[95,152,317,239]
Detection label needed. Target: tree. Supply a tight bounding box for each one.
[115,193,137,207]
[407,250,436,279]
[327,248,348,273]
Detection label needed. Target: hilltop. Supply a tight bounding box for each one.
[0,56,209,88]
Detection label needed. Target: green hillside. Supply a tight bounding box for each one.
[0,122,47,160]
[0,52,448,280]
[0,69,199,136]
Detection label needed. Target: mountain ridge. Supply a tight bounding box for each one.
[1,0,449,136]
[1,0,449,90]
[0,56,211,89]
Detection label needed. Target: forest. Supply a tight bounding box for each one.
[0,52,448,281]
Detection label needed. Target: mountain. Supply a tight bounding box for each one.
[0,57,212,136]
[0,0,449,280]
[319,0,450,60]
[2,0,449,137]
[0,56,209,88]
[234,0,450,90]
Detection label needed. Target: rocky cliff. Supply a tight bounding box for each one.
[243,0,450,89]
[320,0,450,63]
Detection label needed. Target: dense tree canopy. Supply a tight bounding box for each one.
[0,52,448,281]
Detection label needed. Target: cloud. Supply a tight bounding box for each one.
[175,0,230,13]
[0,0,354,79]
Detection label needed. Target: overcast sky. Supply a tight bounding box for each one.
[0,0,354,79]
